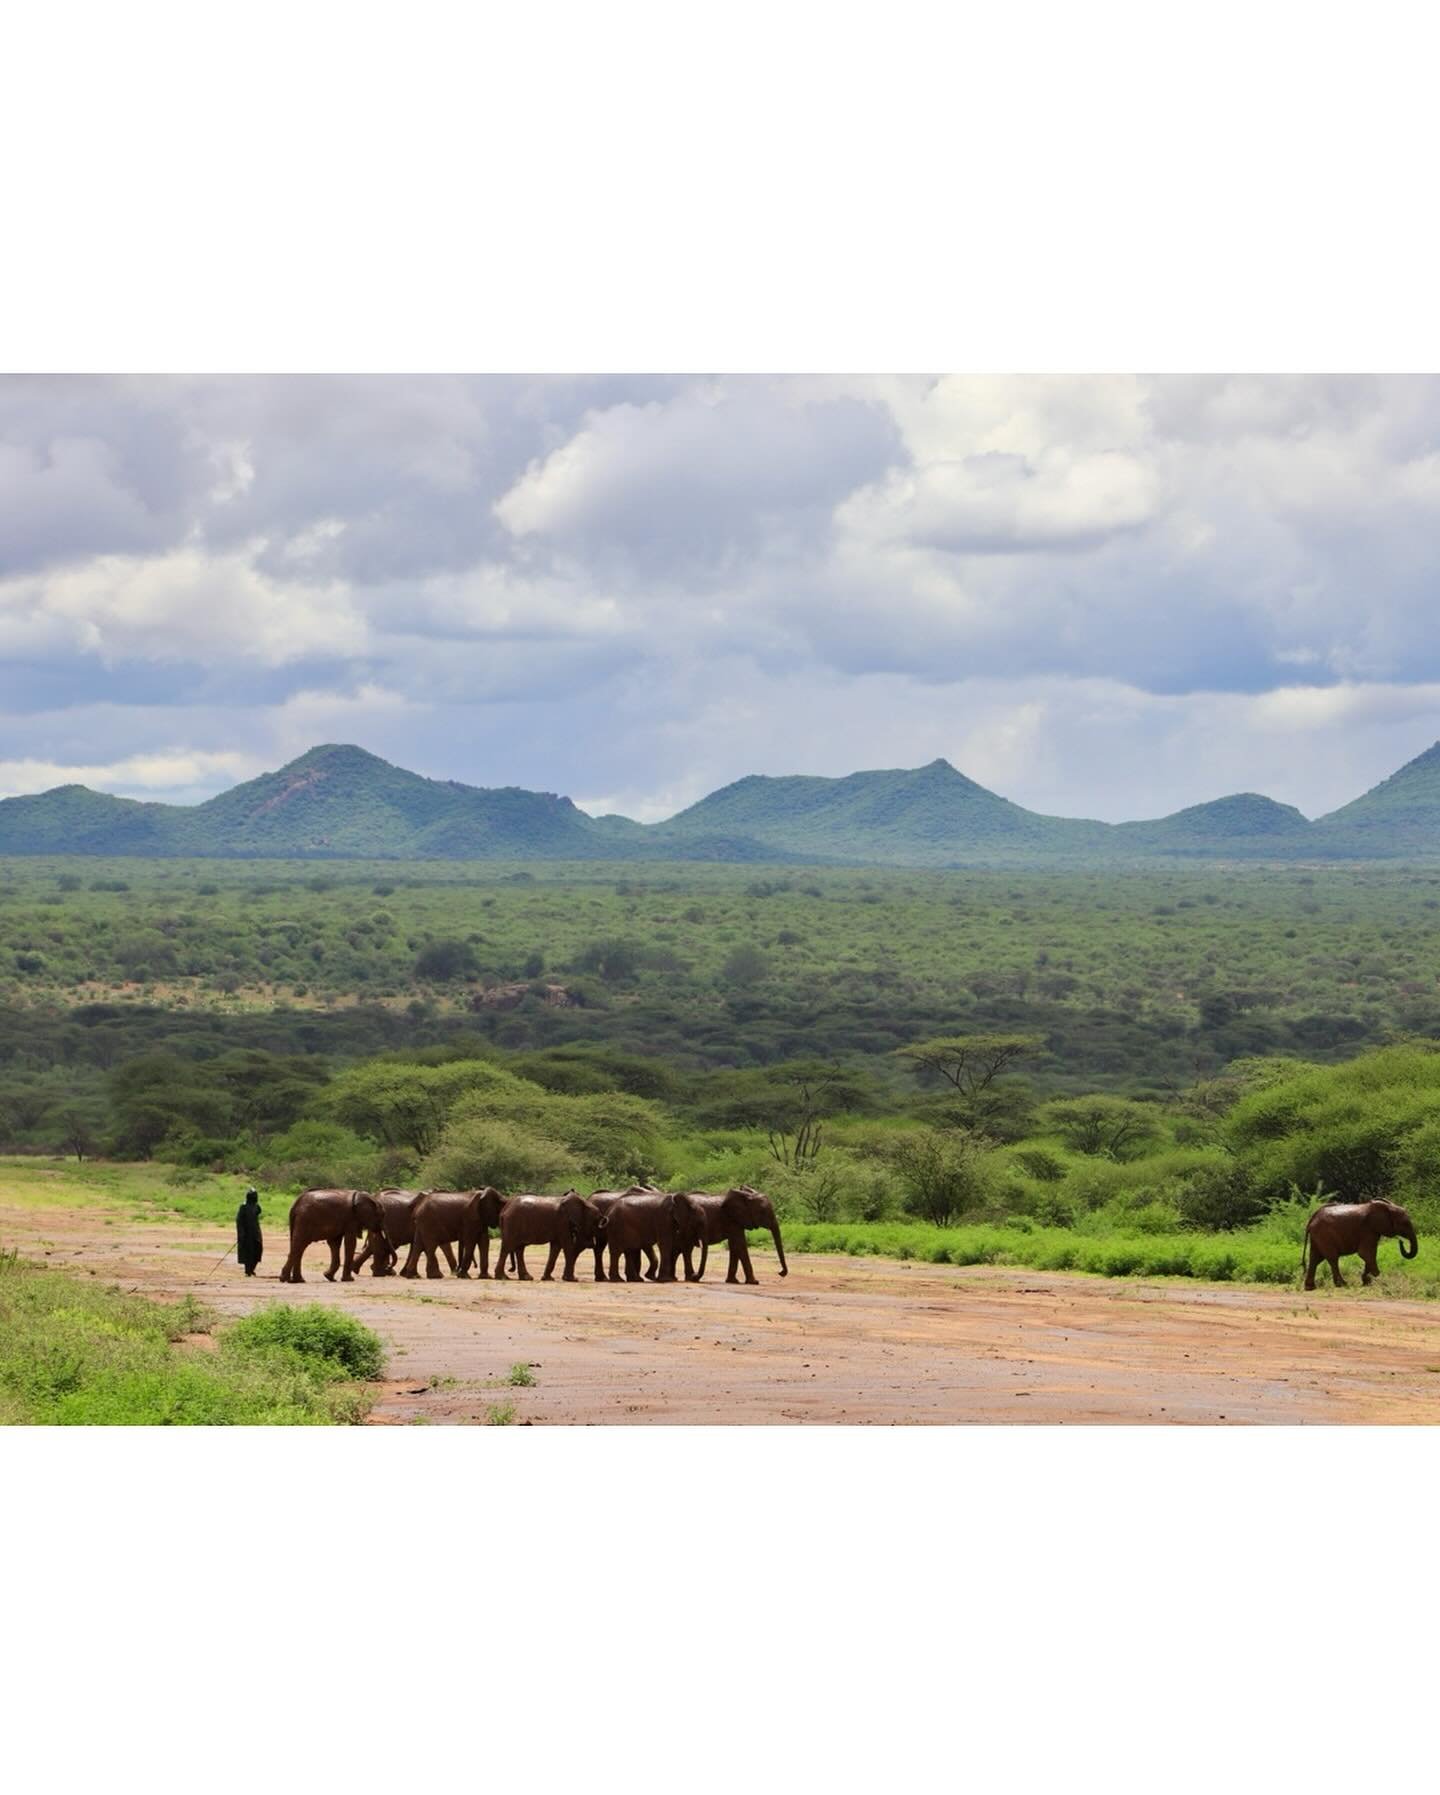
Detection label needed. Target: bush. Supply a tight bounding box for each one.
[888,1128,999,1226]
[422,1116,583,1193]
[1173,1162,1267,1231]
[225,1304,386,1381]
[413,938,480,981]
[261,1119,390,1190]
[1008,1144,1068,1182]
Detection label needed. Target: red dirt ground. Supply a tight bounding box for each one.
[9,1197,1440,1424]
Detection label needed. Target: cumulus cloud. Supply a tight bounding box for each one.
[4,372,1440,819]
[0,748,257,802]
[0,548,366,667]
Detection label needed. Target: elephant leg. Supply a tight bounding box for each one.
[425,1244,444,1279]
[643,1244,659,1281]
[608,1244,621,1281]
[593,1244,606,1281]
[324,1234,342,1282]
[515,1246,532,1280]
[541,1240,562,1281]
[440,1239,460,1277]
[476,1231,491,1279]
[398,1240,421,1278]
[1328,1256,1345,1288]
[493,1240,510,1281]
[561,1244,579,1283]
[341,1227,358,1281]
[681,1245,697,1282]
[1302,1243,1316,1292]
[726,1231,758,1284]
[625,1248,642,1283]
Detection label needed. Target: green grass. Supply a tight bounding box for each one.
[0,1158,242,1226]
[777,1220,1437,1289]
[486,1401,517,1425]
[505,1361,536,1386]
[0,1255,384,1424]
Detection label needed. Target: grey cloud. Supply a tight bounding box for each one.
[5,373,1440,820]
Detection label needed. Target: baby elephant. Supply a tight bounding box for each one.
[495,1192,604,1281]
[1303,1198,1418,1289]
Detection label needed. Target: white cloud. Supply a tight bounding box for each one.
[0,748,257,801]
[0,547,366,666]
[837,448,1160,553]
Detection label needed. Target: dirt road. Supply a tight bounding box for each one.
[8,1197,1440,1423]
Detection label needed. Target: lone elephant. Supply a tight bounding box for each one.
[1303,1199,1418,1289]
[494,1192,603,1281]
[688,1186,788,1284]
[400,1188,508,1279]
[353,1187,426,1277]
[279,1188,384,1283]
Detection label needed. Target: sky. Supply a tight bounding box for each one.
[3,372,1440,824]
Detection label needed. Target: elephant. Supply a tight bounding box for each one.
[601,1189,707,1283]
[353,1188,426,1277]
[687,1186,788,1284]
[588,1187,664,1281]
[278,1188,384,1283]
[1302,1199,1418,1289]
[494,1192,604,1281]
[400,1187,508,1279]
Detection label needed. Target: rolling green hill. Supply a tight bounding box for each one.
[1313,741,1440,855]
[1111,792,1314,857]
[653,758,1111,864]
[3,739,1440,864]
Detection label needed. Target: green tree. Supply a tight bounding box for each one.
[721,944,771,988]
[888,1128,998,1226]
[1038,1096,1163,1161]
[413,939,480,981]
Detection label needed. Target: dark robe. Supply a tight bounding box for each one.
[236,1200,263,1273]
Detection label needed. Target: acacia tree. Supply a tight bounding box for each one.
[1038,1096,1162,1161]
[894,1033,1041,1131]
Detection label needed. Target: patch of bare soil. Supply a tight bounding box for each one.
[7,1199,1440,1424]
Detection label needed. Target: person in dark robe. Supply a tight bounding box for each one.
[236,1187,263,1276]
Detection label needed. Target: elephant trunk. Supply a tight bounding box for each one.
[1401,1226,1419,1260]
[771,1219,788,1278]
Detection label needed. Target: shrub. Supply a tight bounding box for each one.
[261,1119,389,1190]
[225,1304,386,1381]
[1173,1162,1267,1231]
[413,939,480,981]
[1008,1144,1068,1182]
[888,1128,999,1226]
[721,945,771,987]
[422,1116,583,1193]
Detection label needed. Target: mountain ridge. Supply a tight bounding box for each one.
[1,739,1438,865]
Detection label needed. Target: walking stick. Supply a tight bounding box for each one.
[200,1244,235,1284]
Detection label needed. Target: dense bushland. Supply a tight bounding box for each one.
[4,856,1440,1287]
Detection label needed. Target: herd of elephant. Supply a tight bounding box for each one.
[277,1183,789,1288]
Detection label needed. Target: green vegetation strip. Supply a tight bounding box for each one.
[0,1254,384,1424]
